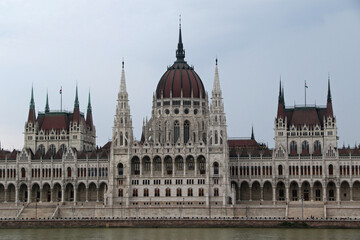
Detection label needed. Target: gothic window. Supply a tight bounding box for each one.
[49,144,56,156]
[174,121,180,143]
[132,189,138,197]
[187,157,194,171]
[213,162,219,175]
[166,188,171,197]
[165,157,173,175]
[314,140,321,153]
[302,141,309,153]
[329,164,333,176]
[278,165,283,176]
[155,188,160,197]
[290,141,297,154]
[214,188,219,197]
[215,131,218,144]
[120,132,123,146]
[177,188,182,197]
[326,147,335,157]
[188,188,193,197]
[131,157,140,175]
[67,167,72,178]
[184,120,190,143]
[143,188,149,197]
[118,163,123,176]
[60,144,67,153]
[193,133,196,143]
[199,188,204,197]
[202,133,207,144]
[154,157,162,171]
[198,157,205,174]
[144,158,151,172]
[118,189,123,197]
[21,168,26,178]
[176,157,183,171]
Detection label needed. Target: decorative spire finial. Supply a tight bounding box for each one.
[45,91,50,113]
[30,85,35,110]
[327,73,332,102]
[74,85,79,108]
[87,90,92,113]
[251,125,255,140]
[176,15,185,62]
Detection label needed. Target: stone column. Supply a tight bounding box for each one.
[272,187,276,205]
[61,187,65,202]
[140,159,143,176]
[310,186,313,202]
[28,186,31,203]
[183,161,186,177]
[96,187,99,202]
[150,161,153,177]
[323,187,327,202]
[285,186,289,203]
[39,187,43,203]
[260,187,264,202]
[336,186,340,205]
[249,187,252,201]
[194,158,197,177]
[4,187,8,203]
[73,186,77,205]
[298,186,302,202]
[50,187,53,203]
[86,187,89,202]
[161,159,164,177]
[350,186,353,201]
[15,186,18,204]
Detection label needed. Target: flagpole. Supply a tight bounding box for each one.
[60,86,62,112]
[305,81,307,107]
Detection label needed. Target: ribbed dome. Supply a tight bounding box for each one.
[156,62,205,99]
[155,24,205,99]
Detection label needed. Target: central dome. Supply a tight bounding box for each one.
[155,26,205,99]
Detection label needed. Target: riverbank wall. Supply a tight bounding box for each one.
[1,218,360,229]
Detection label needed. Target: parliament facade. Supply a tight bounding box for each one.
[0,26,358,219]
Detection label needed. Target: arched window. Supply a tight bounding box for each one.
[131,157,140,175]
[118,189,123,197]
[67,167,72,178]
[49,144,56,156]
[302,141,309,153]
[329,164,333,176]
[154,157,162,171]
[290,141,297,154]
[21,168,26,178]
[38,144,45,157]
[143,188,149,197]
[198,157,206,174]
[314,140,321,153]
[214,188,219,197]
[174,121,180,143]
[184,120,190,143]
[166,188,171,197]
[60,144,67,153]
[199,188,204,197]
[278,165,283,176]
[155,188,160,197]
[120,132,123,146]
[188,188,193,197]
[132,189,138,197]
[215,131,218,144]
[177,188,182,197]
[165,157,172,175]
[213,162,219,175]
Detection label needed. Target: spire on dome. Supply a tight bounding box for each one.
[45,92,50,113]
[120,59,127,93]
[251,126,255,140]
[176,15,185,62]
[74,85,79,108]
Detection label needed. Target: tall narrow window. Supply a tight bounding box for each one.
[184,121,190,143]
[174,121,180,143]
[215,131,218,144]
[290,141,297,154]
[213,162,219,175]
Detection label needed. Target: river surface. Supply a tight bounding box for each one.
[0,228,359,240]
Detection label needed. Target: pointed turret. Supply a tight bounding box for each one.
[120,60,127,93]
[326,76,334,118]
[45,92,50,113]
[86,91,93,129]
[212,58,221,95]
[175,17,185,62]
[277,80,285,119]
[27,87,36,123]
[73,85,80,123]
[251,126,255,140]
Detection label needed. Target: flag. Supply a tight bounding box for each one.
[305,81,308,88]
[60,87,62,94]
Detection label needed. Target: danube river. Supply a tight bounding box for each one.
[0,228,359,240]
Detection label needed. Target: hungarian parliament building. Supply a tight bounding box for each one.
[0,26,358,219]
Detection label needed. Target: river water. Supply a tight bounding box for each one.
[0,228,359,240]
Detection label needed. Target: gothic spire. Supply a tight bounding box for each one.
[120,59,127,93]
[45,92,50,113]
[176,16,185,62]
[326,75,334,118]
[86,91,93,129]
[74,85,79,108]
[87,91,92,113]
[30,85,35,110]
[277,78,285,119]
[212,58,221,95]
[251,126,255,140]
[327,74,332,103]
[28,86,36,123]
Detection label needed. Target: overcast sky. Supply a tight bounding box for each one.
[0,0,360,150]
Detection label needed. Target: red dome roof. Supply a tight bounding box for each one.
[156,62,205,99]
